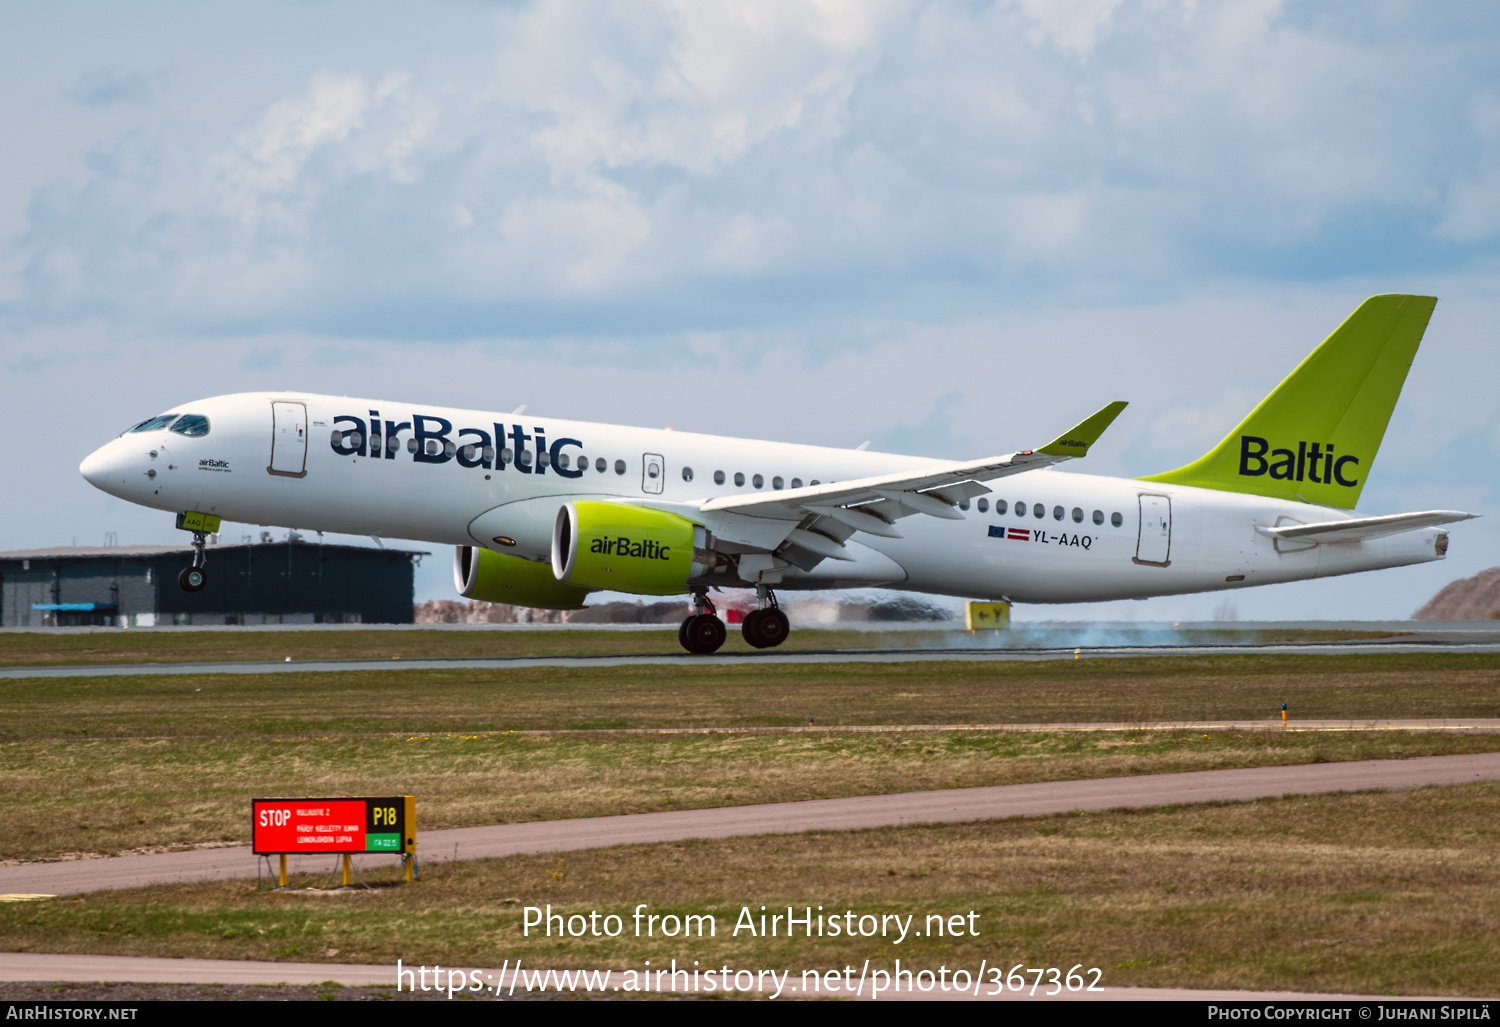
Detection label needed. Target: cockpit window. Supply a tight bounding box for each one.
[128,414,179,434]
[169,414,211,438]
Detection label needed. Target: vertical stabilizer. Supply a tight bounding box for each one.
[1140,294,1436,509]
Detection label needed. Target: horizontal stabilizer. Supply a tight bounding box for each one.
[1257,510,1477,544]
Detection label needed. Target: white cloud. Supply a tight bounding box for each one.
[5,1,1500,335]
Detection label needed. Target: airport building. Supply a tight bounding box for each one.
[0,537,427,627]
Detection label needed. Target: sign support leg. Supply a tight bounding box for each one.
[342,853,351,887]
[278,854,287,888]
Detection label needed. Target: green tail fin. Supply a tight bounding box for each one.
[1140,294,1436,509]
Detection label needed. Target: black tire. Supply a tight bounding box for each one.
[741,609,767,648]
[178,567,207,593]
[679,616,696,652]
[755,607,790,648]
[683,614,726,654]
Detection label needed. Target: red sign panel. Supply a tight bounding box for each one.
[252,797,411,854]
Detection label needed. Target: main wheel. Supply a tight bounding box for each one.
[178,566,207,593]
[679,615,695,651]
[681,614,726,654]
[742,608,790,649]
[741,609,765,647]
[756,607,790,648]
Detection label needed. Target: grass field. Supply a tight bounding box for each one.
[9,729,1498,861]
[4,652,1500,859]
[2,654,1499,739]
[0,626,1403,667]
[4,784,1498,997]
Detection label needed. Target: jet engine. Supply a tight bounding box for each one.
[552,500,705,595]
[454,546,590,610]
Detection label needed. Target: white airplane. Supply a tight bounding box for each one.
[80,294,1475,653]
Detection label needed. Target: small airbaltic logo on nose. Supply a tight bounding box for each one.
[1239,436,1359,487]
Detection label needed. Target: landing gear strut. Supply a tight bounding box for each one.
[741,584,789,649]
[678,590,727,654]
[178,532,209,592]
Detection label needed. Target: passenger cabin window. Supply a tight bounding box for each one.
[517,449,533,468]
[595,457,606,473]
[169,414,210,437]
[752,473,764,489]
[995,500,1008,515]
[734,472,746,487]
[557,453,570,469]
[1053,505,1064,521]
[772,476,784,490]
[977,498,989,513]
[714,470,726,485]
[129,414,179,433]
[1072,507,1083,523]
[959,498,970,511]
[1111,511,1123,527]
[791,478,803,489]
[682,466,694,482]
[614,459,627,475]
[1034,504,1045,519]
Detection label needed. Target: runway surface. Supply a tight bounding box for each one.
[4,752,1497,898]
[0,954,1476,1002]
[6,639,1500,679]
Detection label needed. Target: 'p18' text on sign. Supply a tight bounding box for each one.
[252,796,414,855]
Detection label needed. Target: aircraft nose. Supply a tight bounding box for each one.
[79,445,114,490]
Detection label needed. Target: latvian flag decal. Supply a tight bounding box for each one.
[988,526,1032,541]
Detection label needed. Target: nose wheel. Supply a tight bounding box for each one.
[741,586,789,649]
[679,591,726,654]
[179,530,209,592]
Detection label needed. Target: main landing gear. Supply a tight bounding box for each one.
[679,591,726,655]
[741,585,789,650]
[676,586,791,655]
[179,531,209,592]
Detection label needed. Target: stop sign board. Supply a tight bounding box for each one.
[252,796,415,855]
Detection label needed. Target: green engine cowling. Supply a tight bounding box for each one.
[454,546,590,610]
[552,500,700,595]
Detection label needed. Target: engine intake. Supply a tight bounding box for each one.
[454,545,590,610]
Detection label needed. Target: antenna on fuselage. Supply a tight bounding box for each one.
[511,404,527,415]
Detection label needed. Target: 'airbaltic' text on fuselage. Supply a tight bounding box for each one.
[329,413,584,477]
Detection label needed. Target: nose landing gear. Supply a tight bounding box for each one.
[679,590,727,654]
[179,531,209,592]
[173,512,221,593]
[741,585,789,649]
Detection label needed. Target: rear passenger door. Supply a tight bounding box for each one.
[1134,494,1171,566]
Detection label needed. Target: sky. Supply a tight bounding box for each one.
[3,0,1499,621]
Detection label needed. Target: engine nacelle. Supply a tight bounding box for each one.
[552,501,699,595]
[454,546,590,610]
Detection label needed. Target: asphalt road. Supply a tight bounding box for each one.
[4,752,1498,898]
[5,639,1500,679]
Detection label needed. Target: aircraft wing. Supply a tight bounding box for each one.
[695,401,1127,554]
[1257,510,1478,544]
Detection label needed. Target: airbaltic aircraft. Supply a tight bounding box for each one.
[80,294,1474,653]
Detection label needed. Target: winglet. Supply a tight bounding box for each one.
[1036,401,1129,458]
